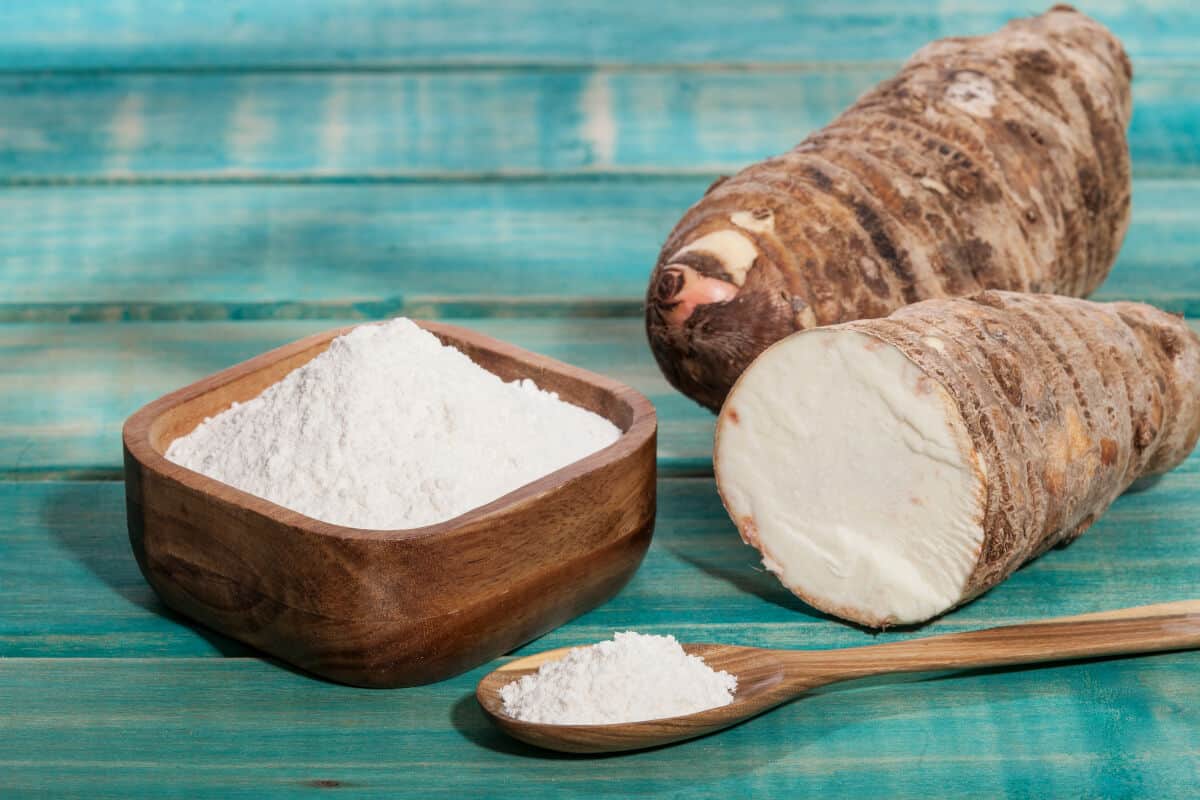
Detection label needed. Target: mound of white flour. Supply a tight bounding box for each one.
[166,319,621,529]
[500,632,738,724]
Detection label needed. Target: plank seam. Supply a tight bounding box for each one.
[1,164,1195,187]
[0,61,907,77]
[3,299,1198,325]
[0,169,729,188]
[0,56,1196,76]
[0,298,648,323]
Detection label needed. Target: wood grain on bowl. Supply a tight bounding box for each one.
[122,321,657,688]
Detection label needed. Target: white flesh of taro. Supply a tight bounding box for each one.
[714,329,987,626]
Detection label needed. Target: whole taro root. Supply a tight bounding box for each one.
[646,5,1133,412]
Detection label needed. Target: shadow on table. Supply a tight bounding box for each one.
[657,509,845,622]
[1125,473,1164,494]
[40,480,247,656]
[450,693,588,760]
[666,543,843,620]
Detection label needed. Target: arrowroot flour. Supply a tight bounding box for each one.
[166,318,621,529]
[499,632,738,724]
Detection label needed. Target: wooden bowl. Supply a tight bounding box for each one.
[122,321,657,688]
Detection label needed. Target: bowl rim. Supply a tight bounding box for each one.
[123,319,657,544]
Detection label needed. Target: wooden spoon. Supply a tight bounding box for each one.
[476,600,1200,753]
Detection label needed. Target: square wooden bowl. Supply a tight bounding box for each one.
[123,321,657,688]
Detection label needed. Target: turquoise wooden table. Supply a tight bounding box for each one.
[2,2,1198,797]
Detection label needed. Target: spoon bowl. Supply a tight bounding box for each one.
[476,643,797,753]
[478,600,1200,753]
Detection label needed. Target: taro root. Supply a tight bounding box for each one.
[646,6,1132,412]
[715,292,1200,626]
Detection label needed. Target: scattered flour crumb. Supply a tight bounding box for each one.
[499,632,738,724]
[166,318,621,529]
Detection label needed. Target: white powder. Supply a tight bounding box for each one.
[499,632,738,724]
[166,318,621,529]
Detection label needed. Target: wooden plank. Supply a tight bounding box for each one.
[4,302,1200,477]
[0,479,247,659]
[4,461,1200,659]
[0,67,1193,179]
[1,652,1197,798]
[0,179,688,310]
[0,319,714,475]
[0,1,1196,69]
[0,69,875,179]
[3,179,1200,317]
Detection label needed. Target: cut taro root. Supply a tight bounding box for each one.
[714,292,1200,627]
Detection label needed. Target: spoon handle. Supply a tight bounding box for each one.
[798,600,1200,680]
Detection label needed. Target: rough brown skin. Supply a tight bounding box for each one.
[646,5,1133,412]
[722,292,1200,627]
